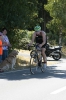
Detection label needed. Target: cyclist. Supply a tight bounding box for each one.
[29,25,47,69]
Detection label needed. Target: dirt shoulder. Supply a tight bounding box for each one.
[17,50,59,66]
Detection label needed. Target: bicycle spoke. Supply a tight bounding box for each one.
[29,44,46,74]
[30,57,38,74]
[40,62,45,72]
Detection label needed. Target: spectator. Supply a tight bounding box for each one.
[0,32,3,63]
[1,28,11,60]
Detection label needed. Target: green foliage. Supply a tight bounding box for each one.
[46,18,61,33]
[47,31,59,45]
[8,29,28,49]
[62,36,66,45]
[0,0,39,30]
[0,0,45,49]
[7,29,33,50]
[1,0,66,49]
[44,0,66,32]
[17,30,34,49]
[44,0,66,45]
[27,31,34,40]
[18,38,30,50]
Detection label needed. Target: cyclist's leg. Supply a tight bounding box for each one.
[41,47,47,68]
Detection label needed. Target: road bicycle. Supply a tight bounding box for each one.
[28,44,45,74]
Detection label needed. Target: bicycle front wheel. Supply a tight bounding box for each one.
[30,57,38,74]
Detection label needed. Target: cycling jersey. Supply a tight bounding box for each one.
[35,33,47,48]
[35,34,43,44]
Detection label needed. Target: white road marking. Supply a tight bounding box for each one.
[51,86,66,94]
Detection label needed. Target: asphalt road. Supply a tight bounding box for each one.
[0,58,66,100]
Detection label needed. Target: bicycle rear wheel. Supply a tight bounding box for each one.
[30,57,38,74]
[37,59,45,73]
[40,62,45,72]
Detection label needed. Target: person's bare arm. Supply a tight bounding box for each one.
[2,40,12,47]
[2,42,8,46]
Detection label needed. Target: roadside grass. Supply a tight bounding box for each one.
[15,56,30,70]
[15,50,58,70]
[61,46,66,58]
[14,46,66,70]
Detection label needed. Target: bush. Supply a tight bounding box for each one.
[8,29,34,50]
[62,36,66,45]
[18,38,30,50]
[27,31,34,40]
[47,31,59,45]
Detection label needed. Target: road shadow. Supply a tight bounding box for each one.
[0,65,66,81]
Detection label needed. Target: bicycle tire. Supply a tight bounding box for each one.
[30,57,45,74]
[40,62,45,72]
[30,57,38,74]
[37,58,45,73]
[30,51,45,74]
[30,50,37,58]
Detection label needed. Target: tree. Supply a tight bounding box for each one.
[44,0,66,32]
[37,0,51,32]
[0,0,39,30]
[0,0,40,49]
[44,0,66,45]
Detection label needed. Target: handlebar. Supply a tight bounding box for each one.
[27,43,41,51]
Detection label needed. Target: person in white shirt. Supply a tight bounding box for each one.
[2,28,11,60]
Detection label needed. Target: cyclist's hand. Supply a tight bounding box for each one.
[39,44,42,48]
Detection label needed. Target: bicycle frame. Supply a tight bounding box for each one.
[28,44,44,74]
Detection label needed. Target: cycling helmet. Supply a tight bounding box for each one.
[34,25,41,31]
